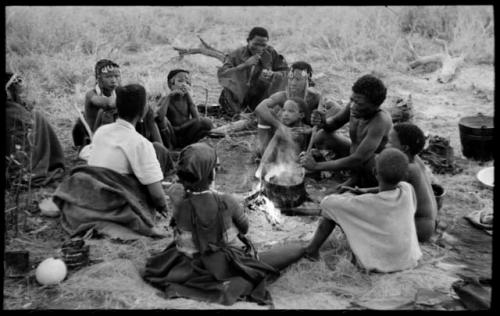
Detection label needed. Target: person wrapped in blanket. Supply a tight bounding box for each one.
[303,148,422,273]
[217,26,289,117]
[142,142,305,306]
[5,72,65,187]
[53,84,173,240]
[72,59,163,152]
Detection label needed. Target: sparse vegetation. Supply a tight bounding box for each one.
[4,6,494,310]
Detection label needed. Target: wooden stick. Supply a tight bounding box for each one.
[306,125,318,153]
[71,103,93,141]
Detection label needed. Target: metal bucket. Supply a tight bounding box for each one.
[458,113,494,161]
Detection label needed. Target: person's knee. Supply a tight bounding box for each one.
[199,117,214,130]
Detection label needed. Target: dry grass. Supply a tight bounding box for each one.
[4,5,494,310]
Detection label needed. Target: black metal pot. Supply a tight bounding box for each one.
[262,170,308,209]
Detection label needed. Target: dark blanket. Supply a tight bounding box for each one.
[5,102,65,187]
[53,165,164,240]
[143,241,278,306]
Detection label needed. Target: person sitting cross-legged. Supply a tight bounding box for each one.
[303,148,422,273]
[53,84,173,240]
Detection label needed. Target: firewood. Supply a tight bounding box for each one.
[405,36,466,83]
[173,36,226,63]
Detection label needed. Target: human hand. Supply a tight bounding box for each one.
[299,152,317,170]
[261,69,274,81]
[337,185,365,195]
[244,54,261,68]
[310,110,326,128]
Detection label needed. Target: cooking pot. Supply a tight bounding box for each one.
[261,166,308,209]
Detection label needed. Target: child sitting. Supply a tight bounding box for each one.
[142,142,303,306]
[256,97,311,178]
[304,147,422,273]
[154,69,214,150]
[341,123,438,242]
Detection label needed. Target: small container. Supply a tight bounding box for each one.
[432,183,446,211]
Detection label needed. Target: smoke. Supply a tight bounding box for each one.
[263,129,304,185]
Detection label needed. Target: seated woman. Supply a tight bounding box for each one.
[154,69,214,150]
[142,142,304,306]
[5,72,65,187]
[53,84,172,240]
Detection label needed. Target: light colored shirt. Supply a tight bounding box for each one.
[320,181,422,272]
[88,118,163,185]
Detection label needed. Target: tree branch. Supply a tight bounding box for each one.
[173,36,226,63]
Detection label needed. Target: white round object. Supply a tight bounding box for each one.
[477,167,494,189]
[35,258,67,285]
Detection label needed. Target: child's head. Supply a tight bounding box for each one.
[116,84,147,122]
[95,59,121,91]
[388,123,426,157]
[177,142,218,192]
[280,97,308,127]
[350,74,386,119]
[375,148,409,186]
[167,69,191,91]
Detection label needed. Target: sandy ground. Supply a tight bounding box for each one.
[3,64,493,310]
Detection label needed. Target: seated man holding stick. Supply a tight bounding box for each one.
[300,74,392,189]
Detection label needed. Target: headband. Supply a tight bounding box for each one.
[98,65,120,75]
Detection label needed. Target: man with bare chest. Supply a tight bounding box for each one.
[300,75,392,188]
[154,69,214,149]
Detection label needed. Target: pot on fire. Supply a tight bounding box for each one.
[261,164,308,209]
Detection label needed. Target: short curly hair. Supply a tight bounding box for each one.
[376,148,409,185]
[287,97,309,124]
[393,123,426,156]
[352,74,387,107]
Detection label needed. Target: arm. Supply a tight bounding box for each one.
[86,90,115,111]
[313,114,391,172]
[254,92,286,129]
[407,167,437,241]
[225,194,249,234]
[186,92,200,120]
[218,52,255,77]
[322,103,351,133]
[146,181,169,217]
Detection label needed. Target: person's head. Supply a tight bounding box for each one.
[289,61,314,89]
[95,59,121,92]
[115,84,147,122]
[167,69,191,91]
[387,123,426,158]
[5,72,25,103]
[281,97,308,127]
[177,142,218,192]
[350,74,387,119]
[375,148,409,186]
[247,27,269,55]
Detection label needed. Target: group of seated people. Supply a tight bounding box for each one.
[8,25,439,307]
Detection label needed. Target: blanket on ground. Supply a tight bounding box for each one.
[53,165,165,240]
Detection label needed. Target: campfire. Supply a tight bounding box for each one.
[245,162,308,225]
